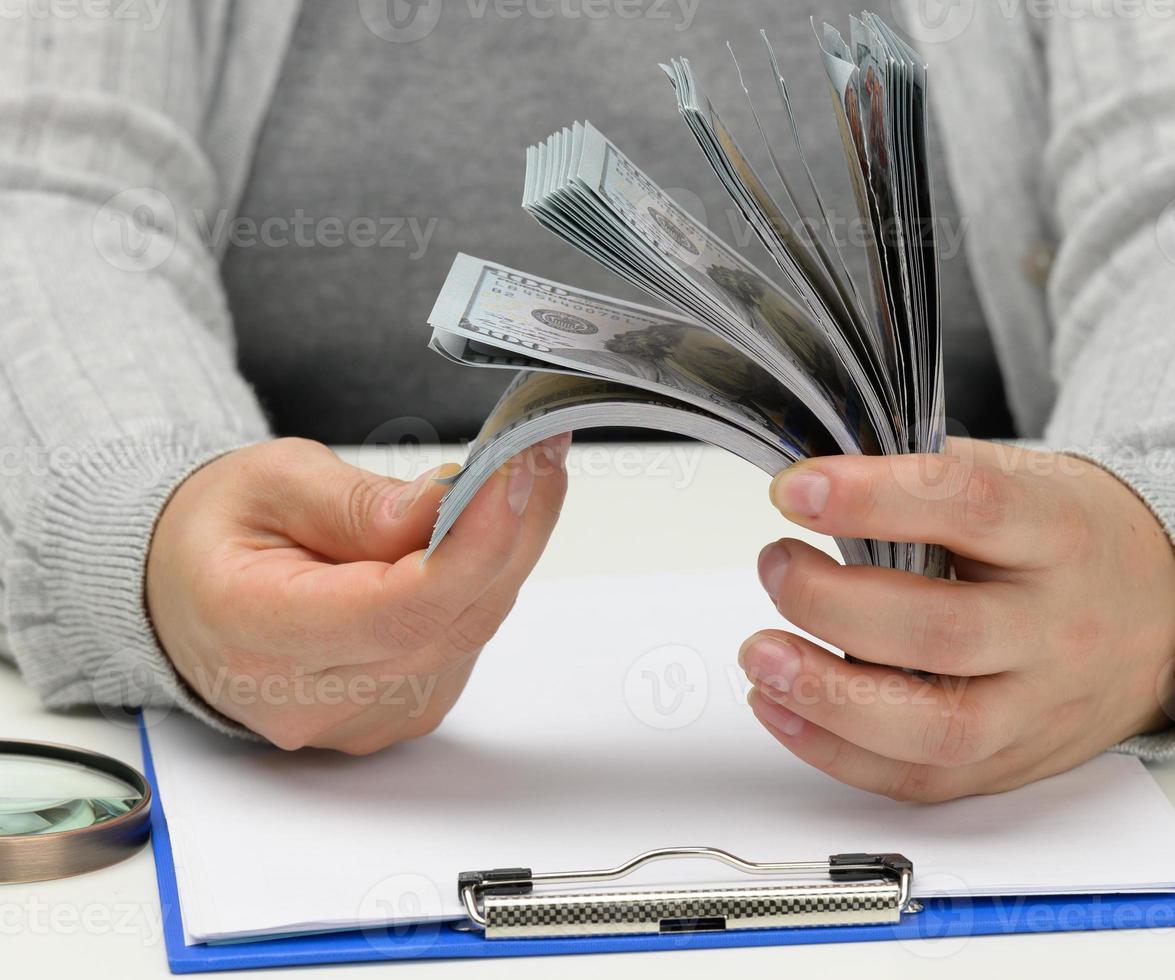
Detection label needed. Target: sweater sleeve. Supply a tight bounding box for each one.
[0,2,292,733]
[1039,12,1175,760]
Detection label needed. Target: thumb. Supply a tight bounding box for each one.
[272,443,458,563]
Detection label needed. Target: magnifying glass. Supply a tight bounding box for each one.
[0,739,152,883]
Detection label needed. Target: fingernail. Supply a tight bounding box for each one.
[506,454,535,516]
[534,433,571,475]
[771,469,830,519]
[757,541,791,598]
[756,695,805,737]
[388,466,443,520]
[740,635,802,695]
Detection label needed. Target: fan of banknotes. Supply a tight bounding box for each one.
[424,12,944,575]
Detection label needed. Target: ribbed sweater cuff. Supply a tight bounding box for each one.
[5,426,261,739]
[1064,444,1175,763]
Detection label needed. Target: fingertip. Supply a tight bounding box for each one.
[503,451,536,517]
[445,461,527,551]
[748,687,806,739]
[534,432,572,474]
[757,539,792,598]
[379,465,439,523]
[770,463,831,521]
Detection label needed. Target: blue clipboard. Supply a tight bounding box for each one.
[138,724,1175,973]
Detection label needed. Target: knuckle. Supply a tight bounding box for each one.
[239,438,329,498]
[405,707,448,739]
[924,699,991,768]
[342,475,384,540]
[1057,611,1109,662]
[1049,498,1095,562]
[816,729,855,778]
[267,436,325,467]
[777,564,823,629]
[957,465,1009,539]
[446,598,515,658]
[191,552,246,631]
[885,763,940,803]
[856,463,888,520]
[372,594,453,652]
[907,590,986,670]
[532,480,567,525]
[334,733,397,757]
[255,720,312,752]
[1001,602,1037,651]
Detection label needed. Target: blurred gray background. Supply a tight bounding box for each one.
[222,0,1012,445]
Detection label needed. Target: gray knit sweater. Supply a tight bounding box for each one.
[0,1,1172,759]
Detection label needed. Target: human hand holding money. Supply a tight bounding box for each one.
[742,439,1175,801]
[426,14,945,577]
[146,436,568,752]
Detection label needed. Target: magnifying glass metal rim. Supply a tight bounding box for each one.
[0,738,152,884]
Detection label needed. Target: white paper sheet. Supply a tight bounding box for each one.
[143,569,1175,943]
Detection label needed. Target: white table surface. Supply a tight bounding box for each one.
[4,443,1173,978]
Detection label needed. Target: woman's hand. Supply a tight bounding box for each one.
[146,436,568,753]
[741,438,1175,801]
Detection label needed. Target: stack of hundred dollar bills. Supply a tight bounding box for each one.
[425,12,944,576]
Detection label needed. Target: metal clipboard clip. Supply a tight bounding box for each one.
[458,847,917,939]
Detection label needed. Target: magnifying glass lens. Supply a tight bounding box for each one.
[0,754,143,837]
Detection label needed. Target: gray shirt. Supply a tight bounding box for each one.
[227,0,1006,443]
[0,1,1171,760]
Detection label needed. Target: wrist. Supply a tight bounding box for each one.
[6,425,260,734]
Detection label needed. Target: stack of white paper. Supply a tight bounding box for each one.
[144,569,1175,944]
